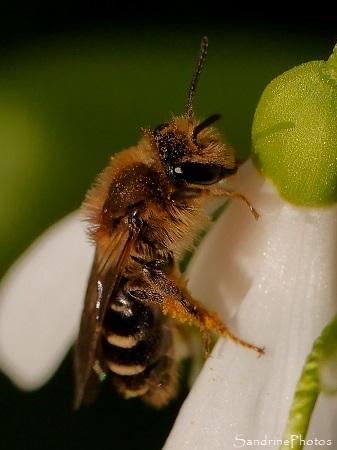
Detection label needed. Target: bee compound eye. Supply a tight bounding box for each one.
[173,162,231,185]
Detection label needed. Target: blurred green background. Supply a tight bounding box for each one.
[0,5,336,449]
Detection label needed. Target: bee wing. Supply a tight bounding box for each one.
[73,218,139,409]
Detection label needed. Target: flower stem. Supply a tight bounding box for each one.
[280,315,337,450]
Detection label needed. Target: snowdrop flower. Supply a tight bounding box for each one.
[0,212,94,389]
[164,161,337,449]
[164,45,337,448]
[1,43,337,450]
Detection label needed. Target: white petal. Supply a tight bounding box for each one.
[164,161,337,448]
[0,211,94,389]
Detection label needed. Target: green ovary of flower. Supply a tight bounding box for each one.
[252,46,337,207]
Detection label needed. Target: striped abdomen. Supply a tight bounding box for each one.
[100,281,178,407]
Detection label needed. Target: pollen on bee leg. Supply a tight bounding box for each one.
[202,309,265,356]
[162,288,264,356]
[162,296,190,324]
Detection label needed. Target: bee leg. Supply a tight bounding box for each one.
[206,187,260,220]
[133,267,265,357]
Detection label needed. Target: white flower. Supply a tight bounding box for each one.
[164,161,337,448]
[0,211,94,389]
[0,161,336,449]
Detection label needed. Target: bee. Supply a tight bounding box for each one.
[73,36,264,410]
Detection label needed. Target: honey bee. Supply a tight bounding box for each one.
[73,36,264,410]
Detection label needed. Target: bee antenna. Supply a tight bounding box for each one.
[186,36,208,126]
[192,113,221,140]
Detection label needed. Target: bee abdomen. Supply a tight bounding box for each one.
[102,334,164,376]
[101,288,177,406]
[112,355,178,408]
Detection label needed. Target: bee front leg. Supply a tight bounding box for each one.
[206,187,260,220]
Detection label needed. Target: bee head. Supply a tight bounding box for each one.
[152,37,237,187]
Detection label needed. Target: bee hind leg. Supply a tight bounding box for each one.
[128,266,265,357]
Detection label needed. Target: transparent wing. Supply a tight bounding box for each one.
[73,218,139,409]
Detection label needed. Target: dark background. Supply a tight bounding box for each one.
[0,4,336,449]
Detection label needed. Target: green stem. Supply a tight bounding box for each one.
[280,315,337,450]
